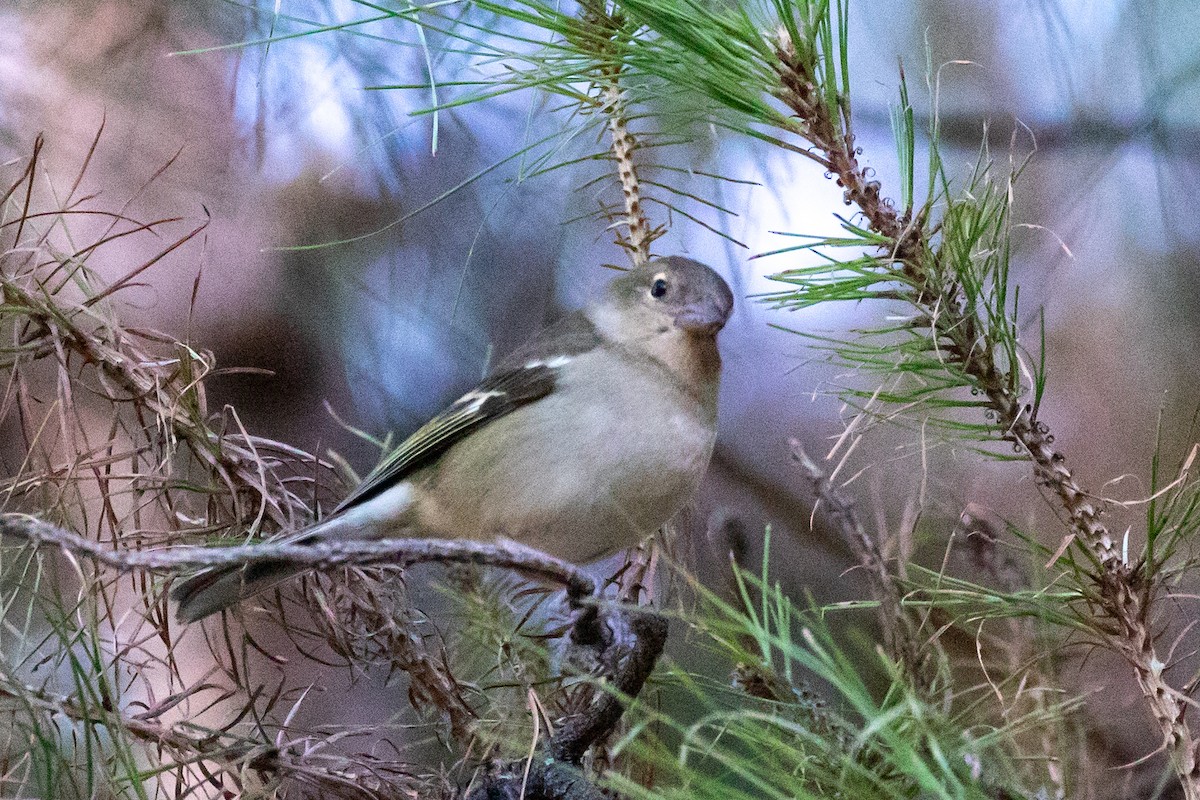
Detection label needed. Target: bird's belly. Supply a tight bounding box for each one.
[416,354,716,562]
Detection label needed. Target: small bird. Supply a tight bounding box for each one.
[173,256,734,622]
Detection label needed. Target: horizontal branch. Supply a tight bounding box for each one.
[0,514,596,604]
[852,105,1200,157]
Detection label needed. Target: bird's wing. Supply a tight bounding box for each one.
[333,311,602,514]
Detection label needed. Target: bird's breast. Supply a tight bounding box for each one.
[416,348,717,562]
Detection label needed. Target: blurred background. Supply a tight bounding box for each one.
[3,0,1200,794]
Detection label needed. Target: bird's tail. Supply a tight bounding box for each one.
[171,518,342,623]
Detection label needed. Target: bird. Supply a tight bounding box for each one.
[173,256,734,622]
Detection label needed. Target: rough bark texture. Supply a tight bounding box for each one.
[466,608,669,800]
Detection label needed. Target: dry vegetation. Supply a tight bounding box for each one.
[4,2,1200,800]
[0,90,674,800]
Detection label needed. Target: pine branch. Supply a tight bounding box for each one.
[602,83,654,266]
[763,23,1198,798]
[579,0,660,266]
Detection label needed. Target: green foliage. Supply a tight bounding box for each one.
[762,134,1041,445]
[436,570,564,753]
[610,560,1047,800]
[0,547,143,799]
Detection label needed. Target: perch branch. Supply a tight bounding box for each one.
[465,607,669,800]
[0,514,596,605]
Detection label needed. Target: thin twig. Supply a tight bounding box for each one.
[0,514,597,604]
[604,83,652,267]
[0,680,419,800]
[2,277,323,529]
[790,441,928,694]
[581,0,657,267]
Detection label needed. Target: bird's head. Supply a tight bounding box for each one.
[609,256,734,338]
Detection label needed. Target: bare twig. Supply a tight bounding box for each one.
[580,0,659,267]
[603,83,653,267]
[1,278,324,529]
[0,513,597,604]
[789,441,929,694]
[0,679,421,800]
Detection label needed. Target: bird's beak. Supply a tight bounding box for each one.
[674,298,733,336]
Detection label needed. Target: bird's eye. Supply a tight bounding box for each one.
[650,278,668,298]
